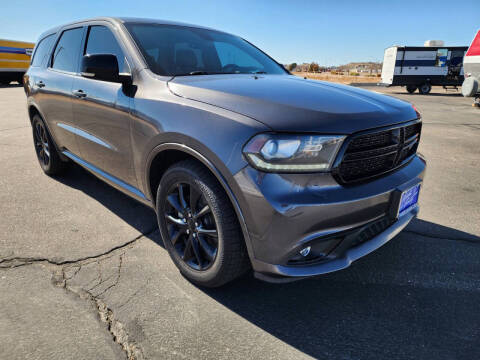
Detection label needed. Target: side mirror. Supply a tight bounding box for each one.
[81,54,131,85]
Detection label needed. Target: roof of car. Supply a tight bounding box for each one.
[37,17,226,41]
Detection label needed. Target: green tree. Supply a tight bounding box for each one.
[288,62,297,71]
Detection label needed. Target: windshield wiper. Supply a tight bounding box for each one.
[173,71,240,76]
[252,71,267,74]
[189,71,210,75]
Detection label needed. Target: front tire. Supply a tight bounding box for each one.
[156,160,249,287]
[32,114,67,176]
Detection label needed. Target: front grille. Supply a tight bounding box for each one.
[337,121,421,183]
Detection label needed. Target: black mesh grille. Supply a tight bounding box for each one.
[347,130,392,151]
[338,121,421,183]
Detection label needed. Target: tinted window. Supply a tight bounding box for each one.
[31,34,55,67]
[52,27,84,72]
[214,42,263,69]
[125,23,286,76]
[85,26,127,72]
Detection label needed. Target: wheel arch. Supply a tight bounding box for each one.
[27,103,68,162]
[145,143,255,261]
[28,104,41,123]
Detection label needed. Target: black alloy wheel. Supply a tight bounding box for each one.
[157,160,250,287]
[164,181,218,270]
[31,114,67,175]
[34,119,50,168]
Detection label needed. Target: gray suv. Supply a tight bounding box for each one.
[24,17,426,287]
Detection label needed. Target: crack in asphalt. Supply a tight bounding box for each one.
[53,265,145,360]
[0,229,156,269]
[403,230,480,244]
[1,228,156,360]
[117,276,152,310]
[95,254,124,298]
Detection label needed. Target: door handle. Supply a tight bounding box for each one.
[72,89,87,98]
[35,81,45,88]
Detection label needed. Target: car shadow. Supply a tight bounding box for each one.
[200,219,480,359]
[53,163,479,359]
[52,162,161,246]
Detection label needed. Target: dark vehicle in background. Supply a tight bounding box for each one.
[24,17,426,287]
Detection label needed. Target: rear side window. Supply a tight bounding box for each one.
[85,26,127,72]
[31,34,55,67]
[51,27,84,72]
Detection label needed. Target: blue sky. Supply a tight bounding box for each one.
[1,0,477,65]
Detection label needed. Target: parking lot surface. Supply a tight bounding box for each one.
[0,84,479,359]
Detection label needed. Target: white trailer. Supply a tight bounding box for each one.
[380,45,467,94]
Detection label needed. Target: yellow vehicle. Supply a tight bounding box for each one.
[0,39,35,85]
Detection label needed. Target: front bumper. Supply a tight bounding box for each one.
[233,155,426,281]
[253,206,417,282]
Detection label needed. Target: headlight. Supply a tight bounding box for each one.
[243,133,345,172]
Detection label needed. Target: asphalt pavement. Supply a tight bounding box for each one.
[0,84,479,360]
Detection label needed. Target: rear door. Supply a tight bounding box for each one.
[37,27,85,155]
[71,24,137,187]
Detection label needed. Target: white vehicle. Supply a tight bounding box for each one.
[461,30,480,104]
[380,44,467,94]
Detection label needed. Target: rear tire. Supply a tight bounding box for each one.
[32,114,67,176]
[418,83,431,94]
[406,85,417,94]
[156,159,250,287]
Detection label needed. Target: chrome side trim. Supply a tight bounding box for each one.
[62,150,146,199]
[57,123,115,150]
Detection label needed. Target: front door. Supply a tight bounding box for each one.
[71,24,137,188]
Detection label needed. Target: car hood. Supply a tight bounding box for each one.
[168,74,417,134]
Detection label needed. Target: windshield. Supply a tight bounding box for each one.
[125,23,287,76]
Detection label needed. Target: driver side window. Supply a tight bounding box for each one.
[85,25,128,73]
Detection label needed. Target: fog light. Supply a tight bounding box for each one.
[299,246,311,257]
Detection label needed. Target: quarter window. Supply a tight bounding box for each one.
[51,27,84,72]
[31,34,55,67]
[85,26,127,72]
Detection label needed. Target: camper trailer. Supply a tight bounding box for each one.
[381,42,467,94]
[461,30,480,106]
[0,39,34,85]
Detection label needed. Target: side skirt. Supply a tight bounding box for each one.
[62,150,151,206]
